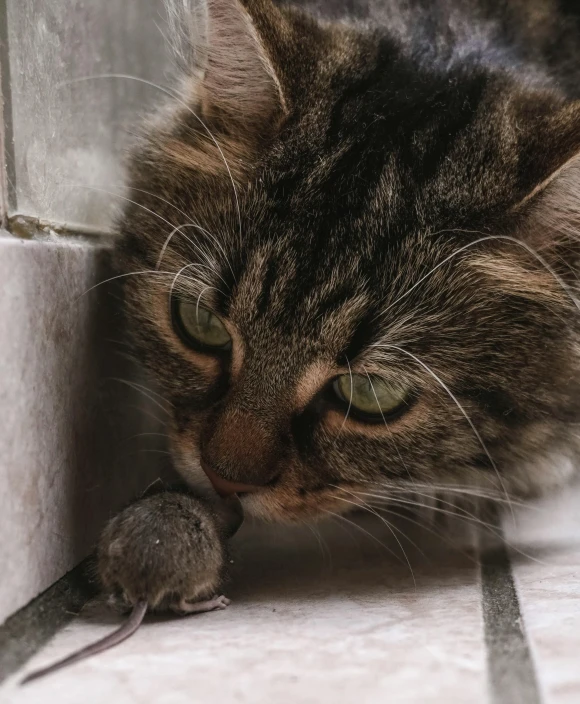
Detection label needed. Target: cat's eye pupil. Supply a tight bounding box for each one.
[174,300,231,350]
[334,373,408,418]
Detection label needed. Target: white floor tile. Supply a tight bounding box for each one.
[506,486,580,704]
[5,518,487,704]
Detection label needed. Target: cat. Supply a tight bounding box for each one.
[99,0,580,608]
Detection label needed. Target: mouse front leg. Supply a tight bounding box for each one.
[97,491,231,613]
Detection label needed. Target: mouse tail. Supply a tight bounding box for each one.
[20,600,148,685]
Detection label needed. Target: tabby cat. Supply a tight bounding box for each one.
[100,0,580,605]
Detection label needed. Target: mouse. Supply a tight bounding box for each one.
[21,489,243,685]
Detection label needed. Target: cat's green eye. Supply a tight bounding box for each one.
[334,373,408,418]
[174,300,231,350]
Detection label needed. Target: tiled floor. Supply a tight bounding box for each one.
[1,486,579,704]
[506,489,580,704]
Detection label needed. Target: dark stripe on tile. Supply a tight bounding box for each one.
[0,560,94,684]
[481,542,543,704]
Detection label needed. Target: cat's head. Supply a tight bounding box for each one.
[117,0,580,521]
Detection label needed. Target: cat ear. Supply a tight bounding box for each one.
[513,101,580,250]
[165,0,288,135]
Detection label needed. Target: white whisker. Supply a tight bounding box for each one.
[122,431,172,443]
[361,481,533,508]
[381,233,579,318]
[64,180,236,284]
[110,378,172,416]
[156,223,216,269]
[321,509,404,564]
[108,378,173,409]
[79,269,175,298]
[168,263,225,311]
[335,356,353,440]
[61,74,243,247]
[371,503,478,562]
[372,344,515,521]
[364,369,414,483]
[333,490,423,575]
[366,493,551,566]
[156,222,237,285]
[305,523,333,570]
[63,181,176,231]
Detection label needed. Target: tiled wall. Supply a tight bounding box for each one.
[1,0,171,228]
[0,0,172,624]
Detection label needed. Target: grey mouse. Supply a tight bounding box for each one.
[21,490,243,684]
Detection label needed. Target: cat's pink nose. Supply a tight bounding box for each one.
[201,460,261,497]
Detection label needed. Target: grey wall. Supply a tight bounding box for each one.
[2,0,172,228]
[0,0,175,623]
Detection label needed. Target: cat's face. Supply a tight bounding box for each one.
[117,0,580,520]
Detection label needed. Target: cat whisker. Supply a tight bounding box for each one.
[62,181,175,231]
[370,503,479,563]
[166,256,230,292]
[122,403,168,427]
[64,179,192,229]
[156,224,235,287]
[196,286,222,322]
[371,344,515,521]
[179,224,237,286]
[109,378,173,416]
[335,356,353,440]
[79,270,176,298]
[60,74,244,247]
[332,490,425,572]
[364,369,414,483]
[360,481,534,508]
[381,233,580,318]
[156,224,216,269]
[359,487,516,540]
[305,523,333,570]
[356,490,505,537]
[63,180,236,284]
[359,492,544,564]
[108,378,173,407]
[370,491,495,529]
[324,515,363,549]
[370,494,551,566]
[168,262,225,311]
[321,509,404,565]
[121,431,172,443]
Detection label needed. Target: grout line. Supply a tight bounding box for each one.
[480,540,543,704]
[0,559,95,684]
[6,212,114,243]
[0,0,17,223]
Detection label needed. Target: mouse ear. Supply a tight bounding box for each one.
[164,0,288,136]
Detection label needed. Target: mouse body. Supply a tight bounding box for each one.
[97,490,233,613]
[22,490,240,685]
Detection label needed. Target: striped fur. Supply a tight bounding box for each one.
[115,0,580,522]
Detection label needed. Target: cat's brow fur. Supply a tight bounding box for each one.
[116,0,580,521]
